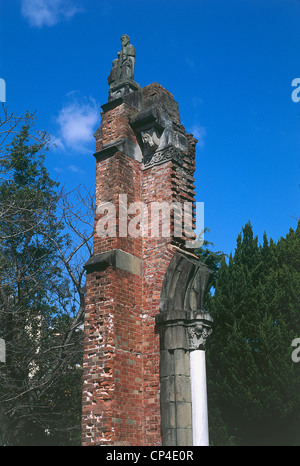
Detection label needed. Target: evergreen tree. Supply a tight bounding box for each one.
[206,221,300,446]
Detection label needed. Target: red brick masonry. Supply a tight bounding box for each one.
[82,83,197,446]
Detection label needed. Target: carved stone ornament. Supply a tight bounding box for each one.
[187,322,212,351]
[139,124,188,168]
[143,145,183,169]
[141,128,161,155]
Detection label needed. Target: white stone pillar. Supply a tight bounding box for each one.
[188,321,212,446]
[190,349,209,446]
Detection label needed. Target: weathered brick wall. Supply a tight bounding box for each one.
[82,82,197,446]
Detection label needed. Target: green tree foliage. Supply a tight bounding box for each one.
[0,115,89,445]
[206,221,300,445]
[194,229,225,306]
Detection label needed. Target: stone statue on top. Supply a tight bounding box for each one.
[108,34,136,85]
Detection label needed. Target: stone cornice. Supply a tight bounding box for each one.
[93,137,142,162]
[84,249,142,276]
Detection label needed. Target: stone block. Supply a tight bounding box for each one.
[160,401,176,429]
[176,428,192,446]
[176,401,192,429]
[94,136,142,162]
[160,375,175,403]
[161,428,177,446]
[174,375,191,402]
[162,324,188,351]
[174,349,190,376]
[160,349,174,377]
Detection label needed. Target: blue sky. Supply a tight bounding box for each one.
[1,0,300,256]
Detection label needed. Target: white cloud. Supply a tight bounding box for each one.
[53,166,64,173]
[50,135,65,151]
[189,124,207,149]
[53,164,85,175]
[68,164,85,174]
[21,0,83,28]
[55,93,99,153]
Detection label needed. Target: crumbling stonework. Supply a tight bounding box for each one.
[82,38,212,446]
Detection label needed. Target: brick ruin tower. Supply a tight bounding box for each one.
[82,34,213,447]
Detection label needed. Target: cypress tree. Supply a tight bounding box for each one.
[207,221,300,445]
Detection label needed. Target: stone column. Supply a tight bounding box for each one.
[156,250,213,446]
[156,310,213,446]
[156,310,193,446]
[188,322,212,446]
[0,338,5,363]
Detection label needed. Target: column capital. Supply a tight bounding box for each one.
[155,310,213,351]
[187,321,212,351]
